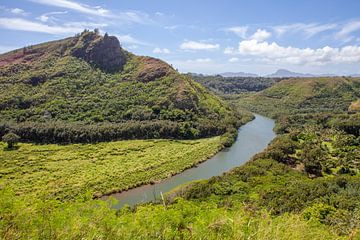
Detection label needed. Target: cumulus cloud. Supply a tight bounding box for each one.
[225,26,248,38]
[180,41,219,51]
[235,39,360,65]
[228,57,239,63]
[250,29,271,41]
[153,47,171,54]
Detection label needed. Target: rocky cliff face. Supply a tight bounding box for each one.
[71,32,127,73]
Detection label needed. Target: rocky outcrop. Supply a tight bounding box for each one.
[71,32,126,73]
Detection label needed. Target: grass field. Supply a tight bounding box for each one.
[0,137,222,201]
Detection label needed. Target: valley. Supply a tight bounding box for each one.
[0,30,359,239]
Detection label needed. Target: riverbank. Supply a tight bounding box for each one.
[0,137,224,201]
[103,114,275,208]
[1,114,346,239]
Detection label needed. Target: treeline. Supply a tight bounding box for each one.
[276,112,360,136]
[191,74,282,94]
[0,120,230,144]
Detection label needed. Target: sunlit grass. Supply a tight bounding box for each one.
[0,137,222,200]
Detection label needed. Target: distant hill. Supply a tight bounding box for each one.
[0,30,239,143]
[191,74,282,95]
[266,69,314,78]
[239,77,360,117]
[220,72,259,77]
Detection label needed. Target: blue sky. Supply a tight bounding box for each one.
[0,0,360,75]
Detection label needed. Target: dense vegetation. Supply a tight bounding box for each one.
[238,77,360,118]
[0,137,224,201]
[1,30,359,239]
[191,74,282,95]
[0,30,241,143]
[0,187,344,240]
[1,76,359,239]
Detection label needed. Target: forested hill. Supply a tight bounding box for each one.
[191,74,282,95]
[0,30,241,143]
[239,77,360,117]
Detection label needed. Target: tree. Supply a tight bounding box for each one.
[2,132,20,149]
[302,144,326,177]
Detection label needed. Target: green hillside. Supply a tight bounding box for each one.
[238,77,360,118]
[1,74,360,239]
[0,30,241,143]
[192,74,281,95]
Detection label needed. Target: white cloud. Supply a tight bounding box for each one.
[30,0,111,17]
[120,11,152,24]
[116,34,149,46]
[153,47,171,54]
[63,21,107,29]
[224,46,238,55]
[164,25,178,31]
[155,12,164,16]
[180,41,219,51]
[30,0,152,24]
[250,29,271,41]
[0,6,28,16]
[273,23,337,38]
[336,20,360,42]
[127,45,138,50]
[228,57,239,63]
[236,39,360,65]
[190,58,212,63]
[225,26,248,38]
[0,17,83,34]
[38,15,49,22]
[10,8,27,15]
[37,11,67,22]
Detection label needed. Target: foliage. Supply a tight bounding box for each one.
[0,189,347,240]
[191,74,281,95]
[0,31,240,143]
[237,77,360,118]
[0,137,222,200]
[2,34,360,239]
[2,132,20,149]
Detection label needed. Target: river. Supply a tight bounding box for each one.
[103,114,275,208]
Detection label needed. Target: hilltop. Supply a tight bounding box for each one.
[266,69,315,78]
[0,30,241,143]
